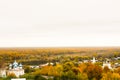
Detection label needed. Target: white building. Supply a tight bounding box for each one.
[11,78,26,80]
[102,60,112,69]
[83,60,89,63]
[40,62,54,67]
[0,69,6,77]
[7,60,24,77]
[91,57,98,64]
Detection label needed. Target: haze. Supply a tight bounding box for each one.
[0,0,120,47]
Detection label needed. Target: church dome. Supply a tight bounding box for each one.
[19,63,22,67]
[13,60,18,66]
[9,64,12,67]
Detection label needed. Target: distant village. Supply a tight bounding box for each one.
[1,56,120,80]
[37,57,120,70]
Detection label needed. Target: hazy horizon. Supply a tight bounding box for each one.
[0,0,120,47]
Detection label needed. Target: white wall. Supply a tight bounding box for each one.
[11,78,26,80]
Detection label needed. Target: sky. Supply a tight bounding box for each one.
[0,0,120,47]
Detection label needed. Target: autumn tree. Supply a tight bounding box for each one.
[34,74,46,80]
[85,63,103,80]
[115,67,120,75]
[101,72,120,80]
[103,66,110,73]
[77,73,88,80]
[7,73,16,79]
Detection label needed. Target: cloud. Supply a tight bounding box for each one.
[0,0,120,47]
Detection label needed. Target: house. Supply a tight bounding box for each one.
[113,63,120,68]
[83,60,89,63]
[40,62,54,67]
[114,57,120,60]
[29,65,39,69]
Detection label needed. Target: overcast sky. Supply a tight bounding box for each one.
[0,0,120,47]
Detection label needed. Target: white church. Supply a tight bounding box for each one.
[91,57,112,69]
[91,57,98,64]
[102,60,112,69]
[0,60,24,77]
[7,60,25,77]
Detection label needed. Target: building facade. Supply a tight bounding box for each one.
[102,60,112,69]
[0,69,6,77]
[7,60,24,77]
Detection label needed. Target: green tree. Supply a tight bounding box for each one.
[24,66,32,73]
[34,75,46,80]
[63,62,74,72]
[77,73,88,80]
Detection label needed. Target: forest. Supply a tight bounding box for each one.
[0,47,120,65]
[0,47,120,80]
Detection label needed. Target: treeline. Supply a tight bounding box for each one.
[0,47,120,65]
